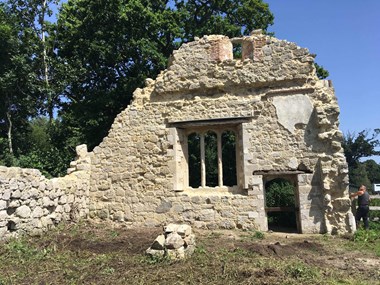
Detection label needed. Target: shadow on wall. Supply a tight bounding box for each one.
[308,159,326,233]
[304,108,326,153]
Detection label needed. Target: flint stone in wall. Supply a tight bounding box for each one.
[0,200,7,210]
[31,206,44,218]
[15,205,31,218]
[10,182,18,190]
[219,220,237,229]
[11,190,22,199]
[0,210,7,220]
[9,200,20,208]
[40,216,53,228]
[156,200,172,213]
[63,204,71,213]
[59,195,67,204]
[199,209,215,222]
[42,197,54,207]
[98,209,109,219]
[2,189,11,201]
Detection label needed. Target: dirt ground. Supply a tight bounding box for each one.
[2,222,380,285]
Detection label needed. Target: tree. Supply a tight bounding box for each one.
[1,0,274,175]
[15,117,77,177]
[363,159,380,185]
[0,1,72,173]
[314,62,329,79]
[6,0,61,121]
[342,129,380,169]
[0,3,38,161]
[342,129,380,189]
[175,0,274,40]
[56,0,274,150]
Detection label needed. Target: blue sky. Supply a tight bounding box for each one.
[52,0,379,136]
[265,0,380,136]
[51,1,379,161]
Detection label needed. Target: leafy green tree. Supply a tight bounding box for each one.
[56,0,177,149]
[0,3,38,161]
[363,159,380,187]
[6,0,61,121]
[342,129,380,189]
[15,117,77,177]
[175,0,274,40]
[343,129,380,168]
[0,1,69,173]
[349,163,372,190]
[56,0,274,150]
[265,178,295,207]
[265,178,296,229]
[314,62,329,79]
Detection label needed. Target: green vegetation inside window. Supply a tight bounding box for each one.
[187,129,238,189]
[222,130,237,186]
[188,132,201,188]
[265,178,297,230]
[205,131,218,187]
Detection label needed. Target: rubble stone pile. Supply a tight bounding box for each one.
[146,224,196,260]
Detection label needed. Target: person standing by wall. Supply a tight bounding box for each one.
[350,185,371,230]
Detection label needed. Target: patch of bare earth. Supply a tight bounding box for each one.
[2,222,380,285]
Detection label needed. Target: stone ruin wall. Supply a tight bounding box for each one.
[0,33,355,238]
[0,145,90,239]
[88,34,353,234]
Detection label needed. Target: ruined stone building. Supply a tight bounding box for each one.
[0,32,355,238]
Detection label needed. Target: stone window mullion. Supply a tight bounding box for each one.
[200,132,206,187]
[217,131,223,187]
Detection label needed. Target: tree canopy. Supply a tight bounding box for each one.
[1,0,378,187]
[342,129,380,191]
[0,0,274,176]
[55,0,274,150]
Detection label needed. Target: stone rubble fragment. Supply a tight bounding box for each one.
[146,224,196,260]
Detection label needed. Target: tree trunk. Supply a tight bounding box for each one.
[40,0,53,122]
[6,110,13,155]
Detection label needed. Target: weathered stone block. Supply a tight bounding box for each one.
[165,232,184,249]
[15,205,31,219]
[0,200,6,210]
[156,200,172,213]
[150,234,166,250]
[177,224,192,237]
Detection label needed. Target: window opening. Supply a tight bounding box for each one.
[205,131,218,187]
[187,129,237,189]
[222,130,237,186]
[233,43,242,59]
[188,132,201,188]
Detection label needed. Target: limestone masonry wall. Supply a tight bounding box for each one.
[0,145,90,239]
[0,32,355,237]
